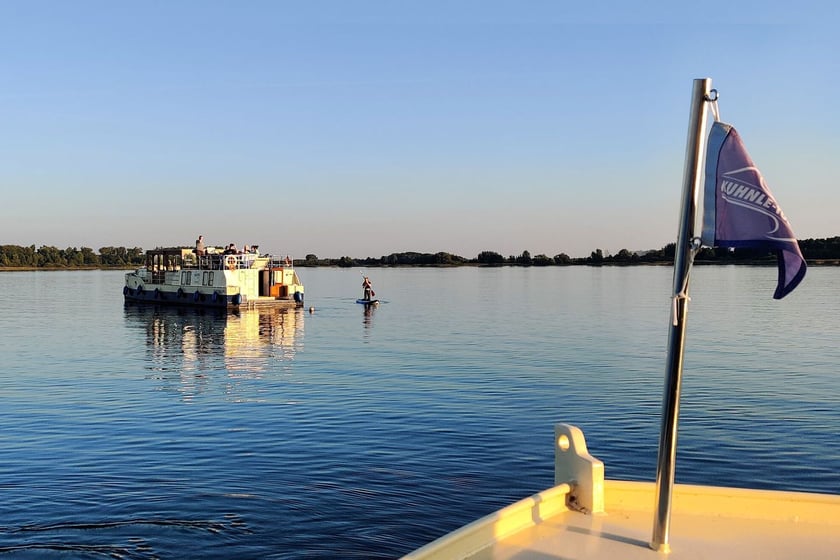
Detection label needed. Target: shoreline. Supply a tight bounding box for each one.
[1,260,838,272]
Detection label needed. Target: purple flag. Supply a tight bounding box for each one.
[700,121,806,299]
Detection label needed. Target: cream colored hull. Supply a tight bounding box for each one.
[403,426,840,559]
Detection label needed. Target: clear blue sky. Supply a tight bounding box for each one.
[2,2,836,259]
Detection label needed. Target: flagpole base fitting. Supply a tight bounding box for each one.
[649,540,671,553]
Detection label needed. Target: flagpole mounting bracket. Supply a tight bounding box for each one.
[706,89,720,121]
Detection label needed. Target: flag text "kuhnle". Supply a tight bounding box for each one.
[720,178,789,223]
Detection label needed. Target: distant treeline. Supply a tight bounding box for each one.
[1,237,839,268]
[303,236,840,267]
[0,245,145,268]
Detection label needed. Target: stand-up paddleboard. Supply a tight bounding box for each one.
[356,299,379,305]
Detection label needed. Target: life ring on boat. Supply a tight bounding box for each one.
[177,288,184,298]
[225,255,237,270]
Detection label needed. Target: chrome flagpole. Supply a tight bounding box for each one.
[650,78,712,553]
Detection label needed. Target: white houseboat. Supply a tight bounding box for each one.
[124,247,304,309]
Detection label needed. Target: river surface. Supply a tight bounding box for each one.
[1,266,838,558]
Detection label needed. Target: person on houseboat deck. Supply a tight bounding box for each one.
[362,276,374,301]
[195,235,206,256]
[223,243,238,254]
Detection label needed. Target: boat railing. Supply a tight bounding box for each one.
[267,255,295,268]
[185,253,294,271]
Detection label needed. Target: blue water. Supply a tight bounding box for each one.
[1,266,838,558]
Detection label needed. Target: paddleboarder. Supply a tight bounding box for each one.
[361,276,375,301]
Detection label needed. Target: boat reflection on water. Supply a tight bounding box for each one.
[124,303,304,401]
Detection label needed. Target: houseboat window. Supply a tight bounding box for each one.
[181,271,191,285]
[202,271,215,286]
